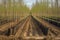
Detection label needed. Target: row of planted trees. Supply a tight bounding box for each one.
[0,0,29,18]
[31,0,60,17]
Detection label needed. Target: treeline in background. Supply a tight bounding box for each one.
[0,0,29,19]
[0,0,60,18]
[31,0,60,17]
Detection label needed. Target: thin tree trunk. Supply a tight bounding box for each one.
[55,0,59,16]
[3,0,7,17]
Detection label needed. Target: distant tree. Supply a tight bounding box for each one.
[18,0,23,6]
[55,0,59,14]
[55,0,58,8]
[2,0,7,17]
